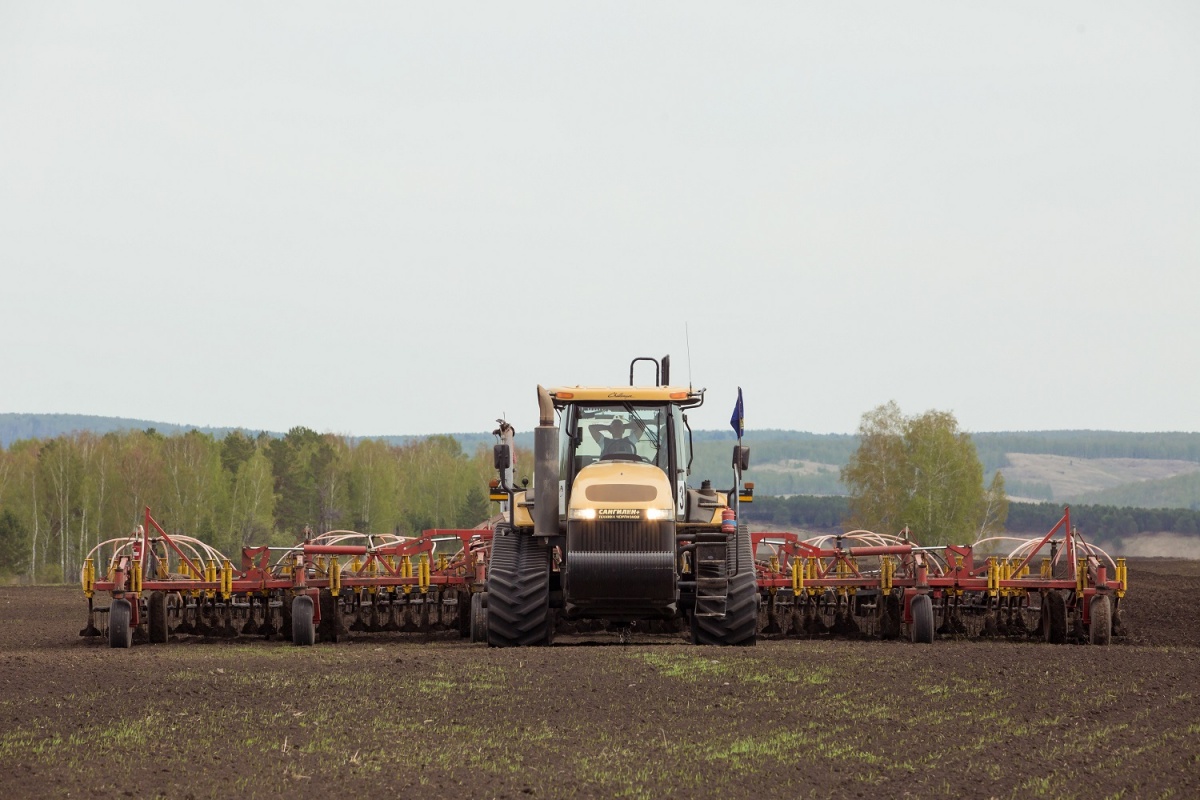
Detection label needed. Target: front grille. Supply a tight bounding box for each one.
[568,520,674,553]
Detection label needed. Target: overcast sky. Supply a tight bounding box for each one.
[1,3,1197,438]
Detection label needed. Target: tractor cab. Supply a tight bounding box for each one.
[547,386,703,524]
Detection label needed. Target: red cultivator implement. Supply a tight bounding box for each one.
[753,507,1126,644]
[84,506,1124,647]
[81,507,494,647]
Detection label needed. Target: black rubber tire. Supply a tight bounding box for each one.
[691,524,758,646]
[470,592,488,643]
[1089,595,1112,646]
[317,590,343,643]
[291,595,315,646]
[1042,590,1067,644]
[109,598,133,649]
[880,592,902,640]
[910,594,934,644]
[148,591,168,644]
[486,531,552,647]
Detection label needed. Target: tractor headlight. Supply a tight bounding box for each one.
[569,508,597,520]
[645,508,673,521]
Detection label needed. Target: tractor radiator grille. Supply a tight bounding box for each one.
[568,520,674,553]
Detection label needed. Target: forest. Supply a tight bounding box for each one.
[0,428,494,583]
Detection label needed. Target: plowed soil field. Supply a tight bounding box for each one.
[2,559,1199,799]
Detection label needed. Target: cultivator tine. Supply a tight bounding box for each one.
[79,598,102,637]
[349,600,368,632]
[240,600,259,636]
[382,597,401,632]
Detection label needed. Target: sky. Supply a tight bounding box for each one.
[1,3,1197,438]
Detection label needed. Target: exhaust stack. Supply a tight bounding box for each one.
[534,385,560,538]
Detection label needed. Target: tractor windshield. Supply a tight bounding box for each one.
[571,404,668,472]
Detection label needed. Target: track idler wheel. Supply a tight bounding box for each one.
[108,598,133,648]
[1041,590,1067,644]
[910,594,934,644]
[1089,595,1112,646]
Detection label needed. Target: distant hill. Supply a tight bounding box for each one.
[3,413,1198,508]
[0,413,266,447]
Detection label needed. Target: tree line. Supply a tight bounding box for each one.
[0,428,496,583]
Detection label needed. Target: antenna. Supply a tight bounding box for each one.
[685,322,694,390]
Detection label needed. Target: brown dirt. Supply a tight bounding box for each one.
[2,560,1199,799]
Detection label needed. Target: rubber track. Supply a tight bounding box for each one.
[693,524,758,646]
[487,530,551,647]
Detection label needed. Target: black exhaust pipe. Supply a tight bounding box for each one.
[534,385,559,538]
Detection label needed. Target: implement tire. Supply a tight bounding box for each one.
[148,591,168,644]
[486,531,551,648]
[910,594,934,644]
[1089,595,1112,646]
[1042,590,1067,644]
[692,524,758,646]
[470,592,488,643]
[291,595,315,646]
[109,598,133,649]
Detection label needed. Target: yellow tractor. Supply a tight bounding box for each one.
[484,356,757,646]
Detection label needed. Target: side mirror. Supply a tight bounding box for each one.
[493,444,512,471]
[732,445,750,471]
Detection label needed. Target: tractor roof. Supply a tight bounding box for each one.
[547,386,704,406]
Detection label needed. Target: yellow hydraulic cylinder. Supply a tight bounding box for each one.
[402,555,413,594]
[221,559,233,599]
[330,555,341,597]
[205,560,217,599]
[418,553,430,593]
[1116,558,1127,598]
[1076,559,1087,594]
[131,559,142,594]
[1040,557,1051,579]
[880,557,894,593]
[82,558,95,598]
[987,558,998,598]
[792,558,803,594]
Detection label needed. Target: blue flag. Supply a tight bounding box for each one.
[730,387,744,439]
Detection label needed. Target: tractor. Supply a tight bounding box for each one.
[483,355,758,647]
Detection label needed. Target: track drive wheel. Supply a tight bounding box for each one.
[108,598,133,649]
[910,594,934,644]
[291,595,315,646]
[148,591,168,644]
[486,530,551,647]
[691,524,758,646]
[1041,590,1067,644]
[470,592,488,643]
[1089,595,1112,646]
